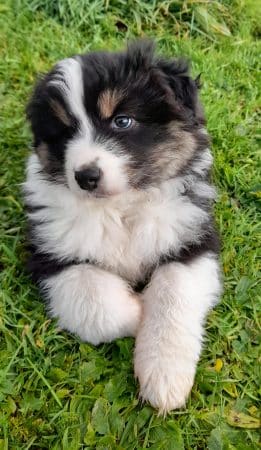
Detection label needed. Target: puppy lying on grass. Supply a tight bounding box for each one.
[24,41,222,414]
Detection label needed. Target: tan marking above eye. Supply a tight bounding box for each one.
[50,99,71,126]
[97,89,124,119]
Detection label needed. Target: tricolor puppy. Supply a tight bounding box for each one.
[24,41,222,413]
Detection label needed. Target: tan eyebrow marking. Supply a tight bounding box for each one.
[50,99,72,126]
[97,89,124,119]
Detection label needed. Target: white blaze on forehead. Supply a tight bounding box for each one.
[48,57,90,133]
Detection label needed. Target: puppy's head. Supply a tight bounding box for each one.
[27,41,208,198]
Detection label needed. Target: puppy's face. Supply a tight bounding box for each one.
[27,41,207,198]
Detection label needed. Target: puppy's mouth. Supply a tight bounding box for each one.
[91,184,130,198]
[89,189,118,199]
[75,182,127,199]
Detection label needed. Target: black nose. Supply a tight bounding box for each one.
[75,166,101,191]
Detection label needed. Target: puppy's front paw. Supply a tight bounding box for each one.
[134,346,196,414]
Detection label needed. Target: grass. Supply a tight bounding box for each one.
[0,0,260,448]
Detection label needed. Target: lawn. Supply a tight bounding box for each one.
[0,0,260,448]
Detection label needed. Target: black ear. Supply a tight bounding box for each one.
[157,58,203,121]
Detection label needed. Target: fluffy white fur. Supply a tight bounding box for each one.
[25,154,210,283]
[134,253,221,413]
[43,264,141,345]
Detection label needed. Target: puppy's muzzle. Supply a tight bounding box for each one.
[74,166,101,191]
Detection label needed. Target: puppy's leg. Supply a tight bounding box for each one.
[42,264,142,345]
[134,253,221,414]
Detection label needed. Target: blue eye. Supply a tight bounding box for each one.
[113,115,133,129]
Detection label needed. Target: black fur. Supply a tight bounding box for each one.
[27,247,77,283]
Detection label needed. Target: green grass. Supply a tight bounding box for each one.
[0,0,260,448]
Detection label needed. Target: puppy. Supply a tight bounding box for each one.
[24,41,222,414]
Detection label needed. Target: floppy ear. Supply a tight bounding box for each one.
[157,58,204,123]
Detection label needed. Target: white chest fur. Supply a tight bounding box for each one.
[24,155,209,283]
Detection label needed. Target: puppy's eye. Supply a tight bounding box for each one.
[112,115,133,129]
